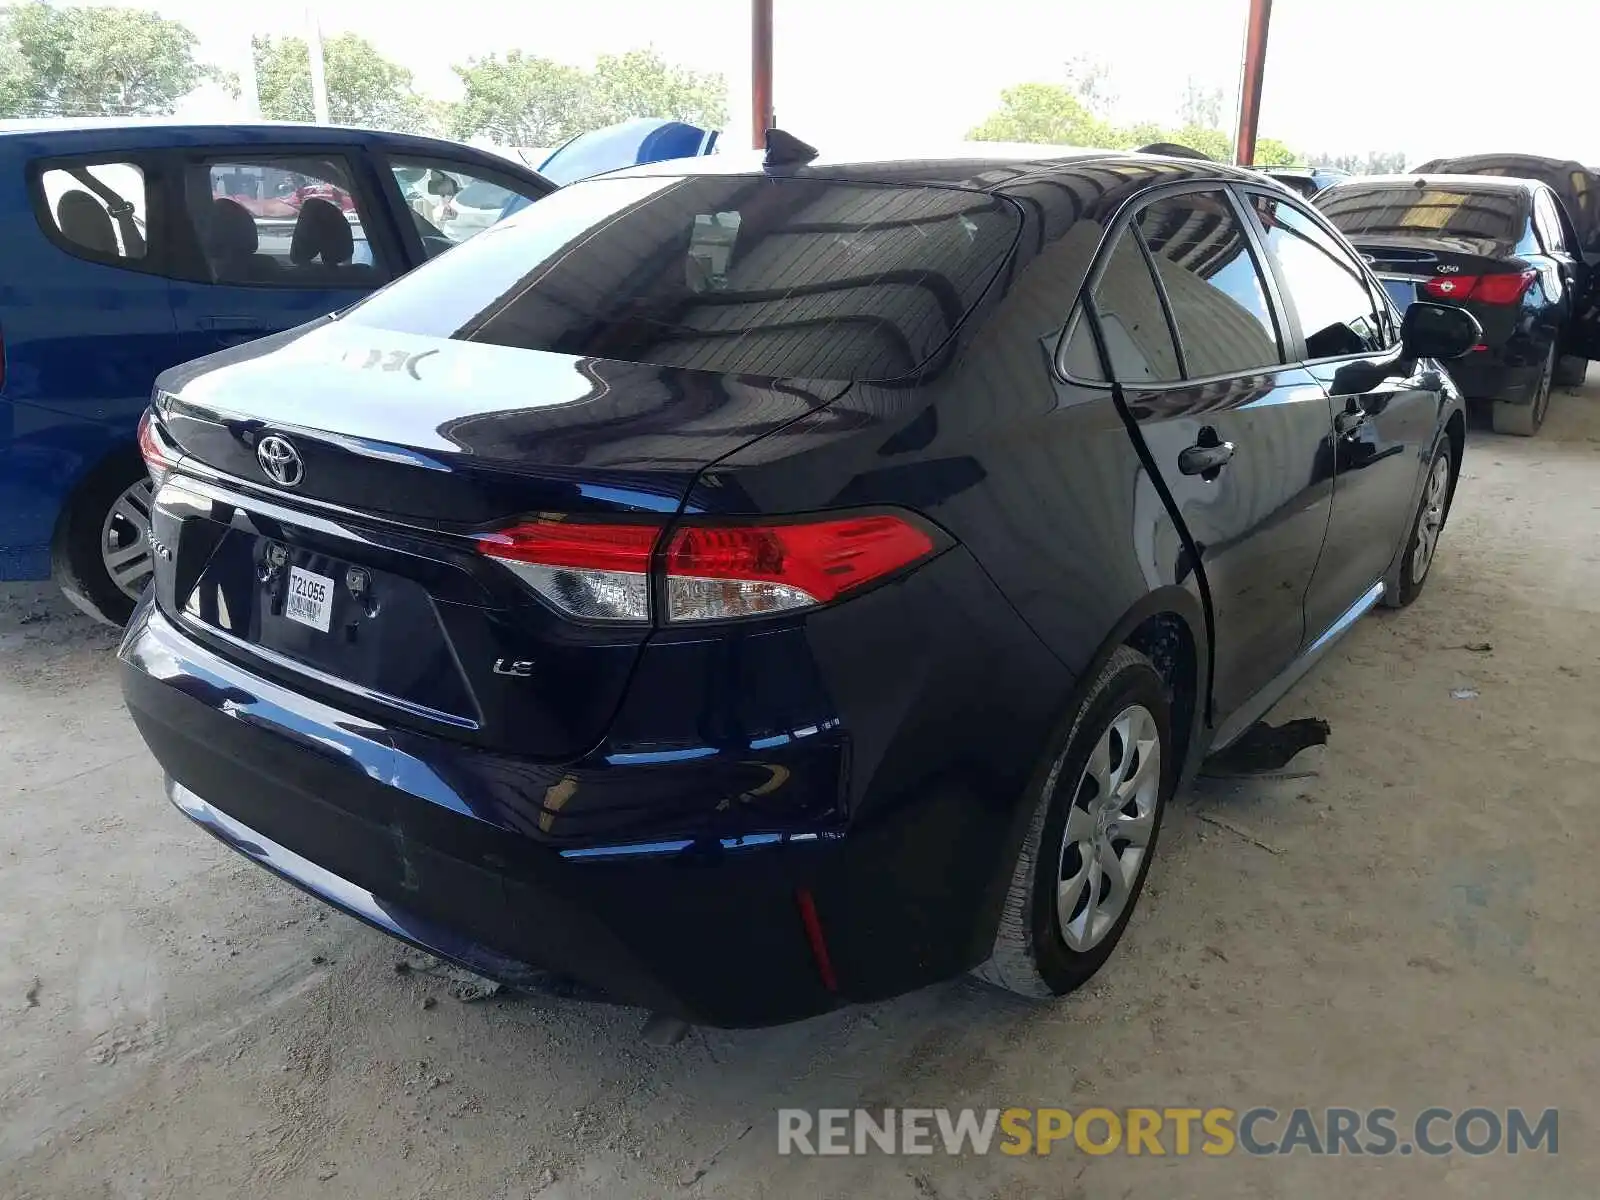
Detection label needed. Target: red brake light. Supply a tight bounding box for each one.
[1470,269,1537,305]
[474,513,938,624]
[137,410,175,480]
[663,515,936,620]
[1422,275,1478,301]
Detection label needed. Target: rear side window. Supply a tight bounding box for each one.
[344,174,1021,380]
[184,155,391,286]
[1137,191,1281,378]
[1318,185,1527,245]
[36,162,148,263]
[1532,189,1568,253]
[1250,194,1389,358]
[1068,231,1181,383]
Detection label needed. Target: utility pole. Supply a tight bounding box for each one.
[1233,0,1273,166]
[306,7,331,125]
[751,0,773,147]
[239,34,260,119]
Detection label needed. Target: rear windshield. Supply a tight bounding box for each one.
[1318,185,1527,244]
[344,174,1020,380]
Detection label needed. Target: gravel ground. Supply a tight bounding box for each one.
[3,376,1598,1198]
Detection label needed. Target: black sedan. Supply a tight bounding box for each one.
[1318,174,1600,435]
[121,140,1479,1026]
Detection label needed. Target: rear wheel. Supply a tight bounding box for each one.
[52,449,155,626]
[977,646,1172,998]
[1492,343,1553,436]
[1388,442,1454,607]
[1553,353,1588,388]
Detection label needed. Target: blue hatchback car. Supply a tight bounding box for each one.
[0,117,716,623]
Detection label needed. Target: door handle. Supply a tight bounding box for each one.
[1178,439,1235,476]
[1335,405,1369,435]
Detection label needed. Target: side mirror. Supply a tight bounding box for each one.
[1400,302,1481,361]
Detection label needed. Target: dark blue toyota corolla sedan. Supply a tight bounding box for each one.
[120,138,1481,1026]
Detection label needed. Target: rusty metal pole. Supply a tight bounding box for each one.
[1233,0,1273,166]
[751,0,774,147]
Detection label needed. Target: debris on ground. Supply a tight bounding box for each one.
[1196,814,1283,855]
[1463,642,1493,653]
[420,996,436,1011]
[1451,688,1479,700]
[24,977,39,1007]
[1201,717,1330,778]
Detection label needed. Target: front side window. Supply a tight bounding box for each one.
[345,174,1022,380]
[187,155,388,286]
[36,161,148,264]
[387,157,550,258]
[1137,191,1281,378]
[1251,194,1388,359]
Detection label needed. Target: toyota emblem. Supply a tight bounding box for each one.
[256,435,304,487]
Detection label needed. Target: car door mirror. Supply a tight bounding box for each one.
[1400,302,1481,361]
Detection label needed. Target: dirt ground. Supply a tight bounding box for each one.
[4,376,1599,1199]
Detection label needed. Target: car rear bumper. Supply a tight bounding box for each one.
[119,596,1027,1026]
[1446,355,1543,404]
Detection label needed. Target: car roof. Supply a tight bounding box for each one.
[595,144,1267,193]
[1330,172,1540,194]
[0,118,521,162]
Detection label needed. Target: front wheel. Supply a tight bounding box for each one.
[51,449,155,626]
[976,646,1173,998]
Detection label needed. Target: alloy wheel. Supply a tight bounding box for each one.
[1411,454,1452,584]
[1056,703,1162,952]
[100,476,156,598]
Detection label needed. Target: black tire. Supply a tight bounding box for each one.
[976,645,1174,998]
[1386,440,1455,609]
[51,448,155,626]
[1553,353,1588,388]
[1492,343,1553,436]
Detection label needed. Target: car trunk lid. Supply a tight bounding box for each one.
[147,320,844,761]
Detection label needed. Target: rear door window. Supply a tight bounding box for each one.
[1249,193,1390,358]
[181,154,393,286]
[35,161,150,265]
[1137,190,1281,378]
[344,174,1022,380]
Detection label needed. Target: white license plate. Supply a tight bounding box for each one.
[284,566,335,633]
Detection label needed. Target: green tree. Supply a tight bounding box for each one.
[452,47,727,146]
[254,32,433,133]
[587,48,727,128]
[965,83,1113,145]
[0,3,209,117]
[450,52,590,145]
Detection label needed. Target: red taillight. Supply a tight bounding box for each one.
[474,513,937,624]
[1471,269,1537,305]
[663,515,935,621]
[137,410,175,480]
[1422,270,1535,305]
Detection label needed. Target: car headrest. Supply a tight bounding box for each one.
[290,197,354,266]
[56,190,118,255]
[207,197,260,258]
